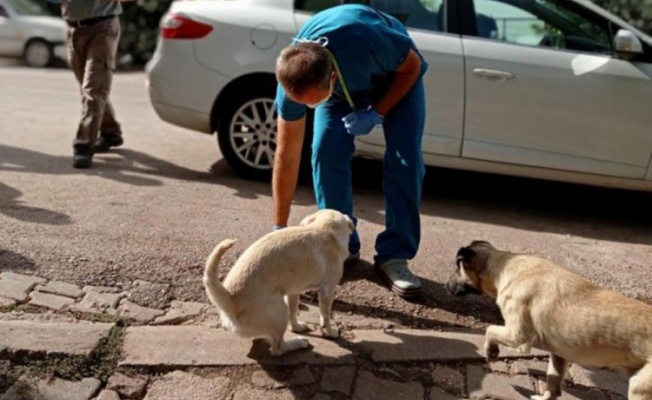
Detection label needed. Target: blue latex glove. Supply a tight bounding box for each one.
[341,107,383,136]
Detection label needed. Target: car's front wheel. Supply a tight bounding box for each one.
[23,39,54,68]
[216,81,313,182]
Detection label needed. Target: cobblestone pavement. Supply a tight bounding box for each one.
[0,272,630,400]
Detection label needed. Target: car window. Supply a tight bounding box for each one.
[471,0,612,54]
[294,0,443,33]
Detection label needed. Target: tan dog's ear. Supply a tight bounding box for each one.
[346,216,355,232]
[456,246,477,271]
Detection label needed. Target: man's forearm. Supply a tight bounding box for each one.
[272,116,306,227]
[374,49,422,117]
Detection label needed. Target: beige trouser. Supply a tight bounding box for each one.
[67,16,122,148]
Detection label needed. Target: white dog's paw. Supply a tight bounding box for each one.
[320,325,340,339]
[290,337,311,349]
[518,343,532,354]
[290,322,312,334]
[531,392,554,400]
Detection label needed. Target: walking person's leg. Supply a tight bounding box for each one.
[311,99,361,263]
[95,18,123,153]
[373,78,426,298]
[72,17,121,167]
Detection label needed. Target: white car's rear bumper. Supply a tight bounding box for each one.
[146,40,232,134]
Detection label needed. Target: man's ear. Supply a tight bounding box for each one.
[455,247,476,271]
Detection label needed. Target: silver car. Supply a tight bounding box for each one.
[146,0,652,192]
[0,0,66,67]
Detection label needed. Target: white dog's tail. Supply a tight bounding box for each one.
[203,239,237,320]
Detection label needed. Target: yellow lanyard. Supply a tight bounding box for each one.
[324,48,356,110]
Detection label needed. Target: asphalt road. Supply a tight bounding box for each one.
[1,64,650,329]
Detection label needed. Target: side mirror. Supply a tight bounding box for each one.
[614,29,644,60]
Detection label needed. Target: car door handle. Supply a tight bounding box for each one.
[473,68,515,81]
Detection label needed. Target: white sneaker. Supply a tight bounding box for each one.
[375,259,422,298]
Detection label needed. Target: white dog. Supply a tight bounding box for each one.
[203,209,354,356]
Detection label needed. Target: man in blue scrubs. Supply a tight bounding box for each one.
[273,4,428,298]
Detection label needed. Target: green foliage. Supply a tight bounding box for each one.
[45,0,173,67]
[591,0,652,35]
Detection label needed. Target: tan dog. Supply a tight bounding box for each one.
[203,209,354,357]
[447,241,652,400]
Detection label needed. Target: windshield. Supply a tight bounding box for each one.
[6,0,57,16]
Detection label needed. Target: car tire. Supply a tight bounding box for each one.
[217,81,313,182]
[23,39,54,68]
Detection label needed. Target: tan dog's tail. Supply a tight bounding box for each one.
[203,239,237,318]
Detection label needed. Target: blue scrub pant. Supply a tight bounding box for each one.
[311,79,426,266]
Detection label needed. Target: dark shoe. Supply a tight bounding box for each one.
[73,145,93,169]
[344,251,361,268]
[94,135,123,153]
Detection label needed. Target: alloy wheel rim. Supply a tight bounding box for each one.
[228,98,277,170]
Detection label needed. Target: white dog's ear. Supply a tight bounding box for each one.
[300,214,317,226]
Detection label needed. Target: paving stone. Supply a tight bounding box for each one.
[0,272,46,285]
[432,366,465,394]
[83,285,122,294]
[569,364,628,398]
[152,300,207,325]
[0,320,114,357]
[535,377,609,400]
[69,290,123,315]
[120,326,354,367]
[489,361,510,373]
[118,300,165,325]
[353,329,547,363]
[291,366,316,386]
[298,303,394,330]
[144,371,229,400]
[0,272,46,302]
[96,390,120,400]
[430,386,458,400]
[106,373,148,399]
[232,386,294,400]
[251,370,287,389]
[352,371,424,400]
[467,364,535,399]
[36,281,84,299]
[28,291,75,311]
[320,366,356,395]
[1,377,101,400]
[127,280,170,309]
[511,359,549,376]
[0,297,16,307]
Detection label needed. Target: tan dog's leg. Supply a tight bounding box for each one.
[629,362,652,400]
[531,354,568,400]
[285,294,311,333]
[265,299,311,357]
[318,287,339,339]
[484,305,534,361]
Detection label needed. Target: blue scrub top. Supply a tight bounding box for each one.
[275,4,428,121]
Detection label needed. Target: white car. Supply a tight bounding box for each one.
[146,0,652,192]
[0,0,66,67]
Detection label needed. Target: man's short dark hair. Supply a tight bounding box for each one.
[276,42,333,96]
